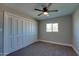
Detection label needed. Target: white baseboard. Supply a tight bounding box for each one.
[39,40,72,47]
[39,40,79,55]
[72,46,79,56]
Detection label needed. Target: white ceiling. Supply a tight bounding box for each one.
[2,3,79,20]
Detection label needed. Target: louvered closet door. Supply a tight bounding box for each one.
[17,17,23,49]
[4,12,13,54]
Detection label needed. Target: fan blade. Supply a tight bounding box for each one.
[34,9,43,11]
[47,3,52,8]
[48,10,58,12]
[38,13,43,16]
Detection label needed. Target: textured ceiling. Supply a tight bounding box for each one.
[2,3,79,20]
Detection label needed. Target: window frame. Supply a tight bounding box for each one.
[46,23,59,32]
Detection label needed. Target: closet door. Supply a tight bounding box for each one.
[4,12,38,55]
[23,19,26,47]
[31,20,34,42]
[29,20,37,43]
[23,19,33,47]
[27,20,32,44]
[4,12,13,55]
[30,20,33,43]
[17,17,23,49]
[25,19,29,46]
[23,19,29,47]
[33,21,38,40]
[32,20,38,41]
[11,16,18,51]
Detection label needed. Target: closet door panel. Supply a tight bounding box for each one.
[12,16,18,51]
[30,21,33,42]
[23,19,26,47]
[31,21,34,41]
[32,21,38,41]
[25,20,29,46]
[34,21,38,40]
[4,14,13,54]
[17,17,23,49]
[27,20,31,44]
[7,16,12,53]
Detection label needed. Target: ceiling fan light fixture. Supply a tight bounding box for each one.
[34,3,58,16]
[43,12,48,15]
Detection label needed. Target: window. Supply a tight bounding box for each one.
[46,23,58,32]
[53,23,58,32]
[46,23,52,32]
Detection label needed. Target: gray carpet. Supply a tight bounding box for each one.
[8,41,77,56]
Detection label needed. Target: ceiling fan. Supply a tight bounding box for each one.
[34,3,58,16]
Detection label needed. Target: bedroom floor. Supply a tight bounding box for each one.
[8,41,77,56]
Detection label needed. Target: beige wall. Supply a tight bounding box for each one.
[39,15,72,45]
[72,7,79,55]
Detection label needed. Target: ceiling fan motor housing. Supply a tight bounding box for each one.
[43,7,48,12]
